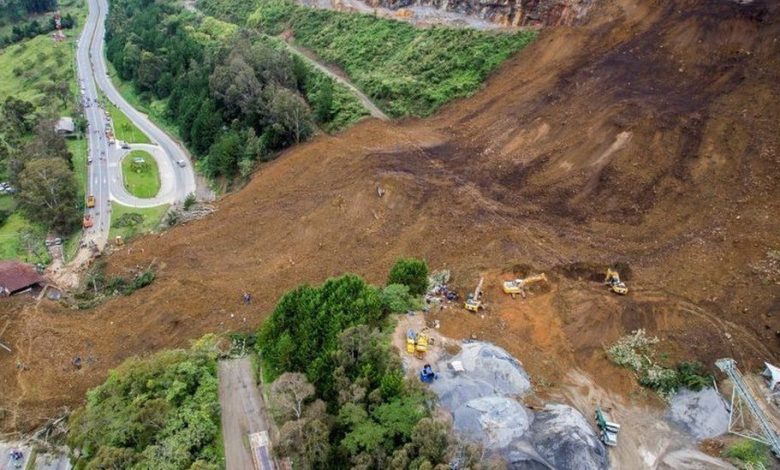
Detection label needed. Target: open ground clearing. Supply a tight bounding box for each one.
[1,5,779,465]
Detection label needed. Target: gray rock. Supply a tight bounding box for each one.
[668,388,729,439]
[530,404,608,470]
[452,396,533,447]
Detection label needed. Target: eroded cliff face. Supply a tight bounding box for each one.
[362,0,594,27]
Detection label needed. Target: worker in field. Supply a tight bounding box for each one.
[243,292,251,305]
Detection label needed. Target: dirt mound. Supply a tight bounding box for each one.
[2,0,780,432]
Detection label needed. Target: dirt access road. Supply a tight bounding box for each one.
[218,358,273,470]
[280,39,389,121]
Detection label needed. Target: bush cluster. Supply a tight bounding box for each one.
[607,330,713,399]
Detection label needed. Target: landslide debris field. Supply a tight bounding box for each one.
[2,0,780,432]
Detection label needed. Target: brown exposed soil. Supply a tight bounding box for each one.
[2,0,780,434]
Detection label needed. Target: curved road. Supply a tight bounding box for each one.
[76,0,196,249]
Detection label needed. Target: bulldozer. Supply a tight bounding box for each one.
[503,273,548,298]
[464,277,484,313]
[604,268,628,295]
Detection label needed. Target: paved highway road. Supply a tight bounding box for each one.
[218,358,275,470]
[75,0,196,249]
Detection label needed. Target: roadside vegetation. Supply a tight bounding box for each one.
[105,100,150,144]
[109,203,169,241]
[68,335,223,468]
[104,0,369,183]
[121,150,160,198]
[200,0,537,117]
[260,258,484,467]
[607,329,713,400]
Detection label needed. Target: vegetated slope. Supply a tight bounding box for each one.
[2,0,780,432]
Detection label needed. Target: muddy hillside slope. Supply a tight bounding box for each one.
[2,0,779,432]
[363,0,594,27]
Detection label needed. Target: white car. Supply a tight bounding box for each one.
[176,160,186,168]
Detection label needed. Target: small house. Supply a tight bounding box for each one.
[55,117,76,136]
[0,261,45,297]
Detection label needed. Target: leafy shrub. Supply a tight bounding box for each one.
[387,258,428,296]
[607,329,659,372]
[183,192,197,211]
[380,283,420,313]
[0,208,11,225]
[724,439,770,468]
[112,212,144,228]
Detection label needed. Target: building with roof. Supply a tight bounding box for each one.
[55,116,76,136]
[762,363,780,391]
[0,261,45,297]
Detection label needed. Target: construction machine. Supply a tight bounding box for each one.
[82,215,93,229]
[604,268,628,295]
[86,195,96,208]
[595,407,620,446]
[420,364,436,383]
[406,328,430,358]
[464,277,485,312]
[503,273,548,298]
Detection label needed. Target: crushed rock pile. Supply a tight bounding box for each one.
[429,342,608,469]
[668,387,729,439]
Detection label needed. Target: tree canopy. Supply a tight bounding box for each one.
[68,336,223,469]
[387,258,429,296]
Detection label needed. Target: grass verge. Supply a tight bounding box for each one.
[121,150,160,198]
[105,100,151,144]
[109,203,168,241]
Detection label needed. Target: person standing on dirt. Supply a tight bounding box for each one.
[243,292,251,305]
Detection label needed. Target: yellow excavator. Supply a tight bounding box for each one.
[605,268,628,295]
[502,273,548,298]
[464,277,484,312]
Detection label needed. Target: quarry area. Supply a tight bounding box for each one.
[1,0,780,468]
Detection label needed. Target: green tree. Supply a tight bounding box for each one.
[314,78,334,123]
[190,100,223,156]
[2,96,35,132]
[380,283,418,313]
[387,258,428,296]
[205,130,242,178]
[17,158,79,233]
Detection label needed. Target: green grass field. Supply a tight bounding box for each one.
[67,136,88,200]
[106,101,151,144]
[0,194,14,212]
[109,203,169,241]
[0,35,79,115]
[121,150,160,198]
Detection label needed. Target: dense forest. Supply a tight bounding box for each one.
[260,259,487,468]
[0,0,57,21]
[105,0,367,181]
[199,0,537,117]
[68,336,223,469]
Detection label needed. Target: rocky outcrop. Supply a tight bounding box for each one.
[362,0,594,27]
